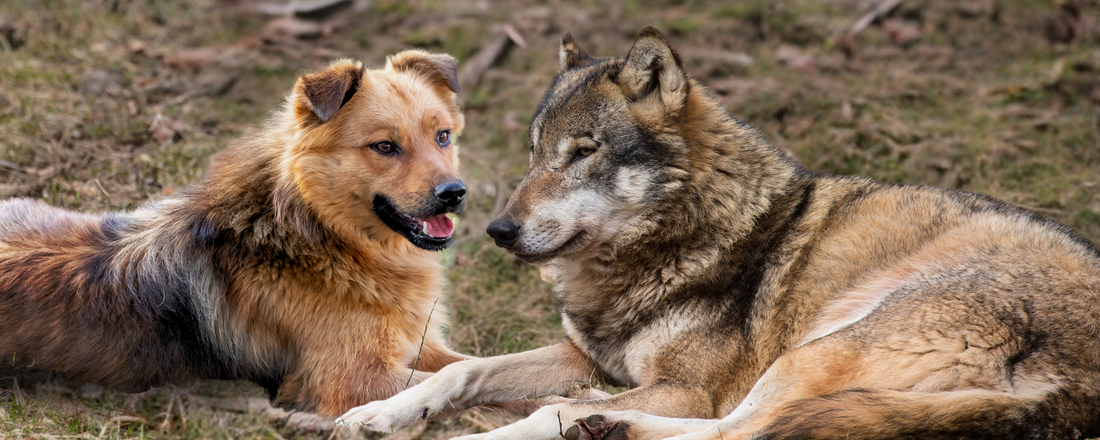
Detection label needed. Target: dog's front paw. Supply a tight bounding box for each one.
[336,398,432,433]
[564,414,630,440]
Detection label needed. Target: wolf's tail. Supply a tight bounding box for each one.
[755,388,1097,440]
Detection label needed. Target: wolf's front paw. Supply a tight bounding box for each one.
[336,398,432,433]
[564,414,630,440]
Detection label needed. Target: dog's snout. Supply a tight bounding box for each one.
[434,181,466,208]
[486,218,519,248]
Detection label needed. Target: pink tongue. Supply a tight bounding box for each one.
[422,214,454,238]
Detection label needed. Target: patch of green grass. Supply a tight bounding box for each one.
[449,243,562,357]
[374,0,413,16]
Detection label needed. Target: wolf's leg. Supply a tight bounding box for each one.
[336,341,600,432]
[449,381,718,440]
[575,336,1071,440]
[651,389,1061,440]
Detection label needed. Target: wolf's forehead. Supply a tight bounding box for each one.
[529,59,619,146]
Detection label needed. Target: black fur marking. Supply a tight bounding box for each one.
[188,214,218,247]
[698,178,817,336]
[99,214,127,242]
[567,178,818,362]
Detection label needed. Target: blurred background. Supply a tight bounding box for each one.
[0,0,1098,438]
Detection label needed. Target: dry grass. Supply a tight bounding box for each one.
[1,0,1099,438]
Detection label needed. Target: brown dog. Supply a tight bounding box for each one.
[0,50,471,416]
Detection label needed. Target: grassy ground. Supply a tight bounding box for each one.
[1,0,1098,438]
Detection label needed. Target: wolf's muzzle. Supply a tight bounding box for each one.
[486,217,519,248]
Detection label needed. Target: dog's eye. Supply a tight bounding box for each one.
[370,141,398,155]
[436,130,451,147]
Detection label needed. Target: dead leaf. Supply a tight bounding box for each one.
[263,17,325,41]
[128,39,148,54]
[164,47,222,70]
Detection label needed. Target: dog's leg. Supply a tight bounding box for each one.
[413,340,475,372]
[337,341,601,432]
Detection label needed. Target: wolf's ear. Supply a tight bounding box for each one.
[294,59,363,123]
[616,27,688,111]
[388,50,461,94]
[560,32,594,71]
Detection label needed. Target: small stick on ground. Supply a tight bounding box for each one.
[841,0,905,56]
[460,24,525,89]
[0,160,27,174]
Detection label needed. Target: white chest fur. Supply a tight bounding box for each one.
[562,306,704,387]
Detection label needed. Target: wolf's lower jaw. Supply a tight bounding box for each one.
[513,230,589,264]
[371,194,452,251]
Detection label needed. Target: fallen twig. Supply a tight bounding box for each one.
[849,0,905,38]
[0,160,26,173]
[841,0,905,56]
[251,0,353,20]
[460,24,525,89]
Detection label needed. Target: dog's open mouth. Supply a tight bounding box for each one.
[372,195,454,251]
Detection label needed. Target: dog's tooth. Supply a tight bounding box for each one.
[423,221,429,231]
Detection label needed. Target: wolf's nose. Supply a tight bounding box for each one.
[486,218,519,248]
[434,181,466,208]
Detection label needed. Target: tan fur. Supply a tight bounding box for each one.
[337,28,1100,440]
[0,51,472,416]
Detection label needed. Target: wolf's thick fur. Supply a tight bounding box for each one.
[338,29,1100,439]
[0,51,473,416]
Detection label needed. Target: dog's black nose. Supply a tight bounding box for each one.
[486,218,519,248]
[434,181,466,208]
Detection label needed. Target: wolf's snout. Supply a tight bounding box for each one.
[434,181,466,209]
[487,218,519,248]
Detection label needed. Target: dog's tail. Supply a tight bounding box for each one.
[755,388,1096,440]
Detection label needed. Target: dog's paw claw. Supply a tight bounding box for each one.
[565,414,628,440]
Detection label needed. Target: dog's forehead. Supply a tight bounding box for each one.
[342,69,459,136]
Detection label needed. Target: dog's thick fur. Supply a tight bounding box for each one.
[338,29,1100,439]
[0,51,473,416]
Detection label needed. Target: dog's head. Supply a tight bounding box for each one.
[284,51,465,251]
[487,28,694,264]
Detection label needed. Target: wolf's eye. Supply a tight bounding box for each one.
[436,130,451,147]
[370,141,398,155]
[574,147,597,160]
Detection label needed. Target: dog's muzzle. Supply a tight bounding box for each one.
[434,180,466,209]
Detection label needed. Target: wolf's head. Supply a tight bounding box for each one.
[486,28,701,264]
[488,28,792,267]
[282,52,465,251]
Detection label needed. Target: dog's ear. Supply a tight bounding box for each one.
[616,27,688,112]
[388,50,460,95]
[559,32,594,71]
[294,59,363,123]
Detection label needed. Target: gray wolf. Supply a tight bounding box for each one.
[0,51,472,416]
[337,28,1100,438]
